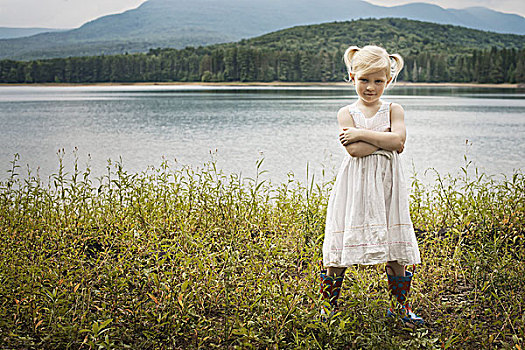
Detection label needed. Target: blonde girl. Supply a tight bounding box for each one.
[320,45,424,326]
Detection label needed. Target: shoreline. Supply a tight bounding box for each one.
[0,81,521,88]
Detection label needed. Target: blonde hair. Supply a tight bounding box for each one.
[343,45,404,88]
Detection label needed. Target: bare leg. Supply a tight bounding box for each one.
[327,266,346,277]
[386,261,405,276]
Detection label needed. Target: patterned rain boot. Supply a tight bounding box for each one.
[385,266,424,326]
[320,269,344,320]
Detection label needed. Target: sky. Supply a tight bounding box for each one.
[0,0,523,29]
[0,0,147,28]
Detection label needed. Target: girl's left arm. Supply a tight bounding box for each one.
[339,103,406,152]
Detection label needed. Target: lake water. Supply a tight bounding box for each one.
[0,85,524,187]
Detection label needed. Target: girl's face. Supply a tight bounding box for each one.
[352,70,391,105]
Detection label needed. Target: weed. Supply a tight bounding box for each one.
[0,153,523,349]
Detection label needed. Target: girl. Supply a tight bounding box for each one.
[320,45,424,325]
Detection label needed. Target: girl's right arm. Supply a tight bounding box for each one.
[337,107,379,157]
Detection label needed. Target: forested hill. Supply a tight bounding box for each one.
[228,18,525,55]
[1,18,524,84]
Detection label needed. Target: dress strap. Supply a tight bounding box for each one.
[348,103,364,129]
[379,101,389,113]
[375,101,391,130]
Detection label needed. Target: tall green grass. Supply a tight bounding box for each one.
[0,153,523,349]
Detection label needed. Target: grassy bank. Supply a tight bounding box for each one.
[0,154,523,349]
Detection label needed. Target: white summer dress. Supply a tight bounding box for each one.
[322,100,421,267]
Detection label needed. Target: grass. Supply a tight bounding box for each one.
[0,152,523,349]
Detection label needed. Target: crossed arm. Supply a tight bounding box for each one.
[337,103,406,158]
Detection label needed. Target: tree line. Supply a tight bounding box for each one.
[0,45,523,84]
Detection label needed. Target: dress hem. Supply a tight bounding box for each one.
[324,259,421,268]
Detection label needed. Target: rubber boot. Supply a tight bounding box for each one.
[385,266,424,326]
[320,269,344,320]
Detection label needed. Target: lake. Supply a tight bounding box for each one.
[0,85,524,187]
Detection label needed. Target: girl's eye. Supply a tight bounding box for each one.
[376,80,384,83]
[360,79,368,82]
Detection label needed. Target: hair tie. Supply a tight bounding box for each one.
[388,54,396,63]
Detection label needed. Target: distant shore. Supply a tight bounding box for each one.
[0,82,521,88]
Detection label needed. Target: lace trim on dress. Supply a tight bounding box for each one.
[348,102,391,132]
[327,241,415,251]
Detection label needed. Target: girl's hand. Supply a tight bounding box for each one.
[339,127,361,146]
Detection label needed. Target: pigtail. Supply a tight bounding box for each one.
[343,46,360,83]
[388,53,404,88]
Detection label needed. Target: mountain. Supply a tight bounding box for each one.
[0,27,67,39]
[1,0,524,60]
[447,7,525,35]
[2,18,524,84]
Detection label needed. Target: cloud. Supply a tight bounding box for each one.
[0,0,147,28]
